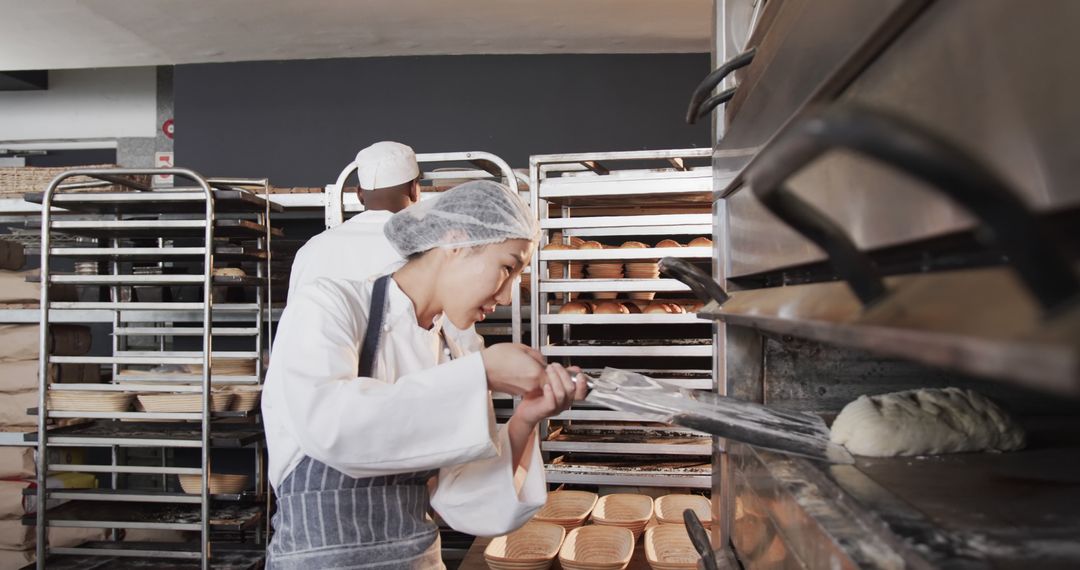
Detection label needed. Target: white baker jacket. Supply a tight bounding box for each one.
[262,275,546,537]
[288,209,484,353]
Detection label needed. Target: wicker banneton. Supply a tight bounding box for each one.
[644,525,699,570]
[591,494,655,539]
[558,525,635,570]
[47,391,133,412]
[0,165,148,196]
[484,521,565,570]
[227,385,262,412]
[137,392,233,413]
[653,494,712,527]
[533,490,599,531]
[178,473,249,495]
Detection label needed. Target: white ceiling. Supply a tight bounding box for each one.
[1,0,712,71]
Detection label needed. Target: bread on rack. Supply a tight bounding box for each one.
[688,237,713,247]
[559,302,593,315]
[593,302,630,315]
[619,241,649,249]
[655,239,683,248]
[544,242,585,282]
[643,303,673,314]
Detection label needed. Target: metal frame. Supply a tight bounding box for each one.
[323,150,529,345]
[708,0,1080,567]
[34,168,273,569]
[529,148,716,488]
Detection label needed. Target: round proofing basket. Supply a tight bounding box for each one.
[558,525,635,570]
[654,494,713,527]
[644,525,699,570]
[484,521,565,569]
[534,490,598,531]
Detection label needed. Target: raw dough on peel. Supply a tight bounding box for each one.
[830,387,1025,457]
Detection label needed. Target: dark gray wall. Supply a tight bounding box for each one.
[175,54,710,186]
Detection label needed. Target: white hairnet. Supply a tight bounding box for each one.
[384,180,540,257]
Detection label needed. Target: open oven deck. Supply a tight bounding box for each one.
[730,415,1080,569]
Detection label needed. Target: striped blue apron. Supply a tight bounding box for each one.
[268,275,444,569]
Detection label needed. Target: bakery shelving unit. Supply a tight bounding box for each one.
[322,152,528,562]
[325,151,530,344]
[529,149,715,489]
[26,168,277,569]
[324,151,531,425]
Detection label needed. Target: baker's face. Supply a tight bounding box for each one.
[439,239,532,329]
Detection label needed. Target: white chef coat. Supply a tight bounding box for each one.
[262,275,547,537]
[287,210,398,299]
[288,209,484,353]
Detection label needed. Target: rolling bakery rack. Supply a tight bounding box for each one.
[529,148,716,489]
[24,168,280,569]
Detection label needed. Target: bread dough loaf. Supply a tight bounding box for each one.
[830,387,1025,457]
[593,301,629,315]
[559,302,592,315]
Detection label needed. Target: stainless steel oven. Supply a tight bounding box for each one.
[694,0,1080,567]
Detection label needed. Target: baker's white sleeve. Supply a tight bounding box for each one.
[267,281,498,478]
[430,423,547,536]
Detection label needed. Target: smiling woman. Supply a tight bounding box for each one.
[387,181,538,330]
[261,180,588,569]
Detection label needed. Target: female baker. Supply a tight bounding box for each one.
[262,180,587,568]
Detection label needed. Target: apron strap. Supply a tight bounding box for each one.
[358,274,392,378]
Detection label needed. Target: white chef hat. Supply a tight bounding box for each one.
[354,141,420,190]
[384,180,540,257]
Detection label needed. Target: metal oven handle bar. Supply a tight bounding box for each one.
[684,509,720,570]
[686,48,757,125]
[692,87,738,125]
[659,257,730,305]
[745,105,1080,313]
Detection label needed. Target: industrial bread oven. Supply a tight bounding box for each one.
[694,0,1080,567]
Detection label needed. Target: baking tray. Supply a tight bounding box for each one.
[21,487,262,504]
[45,247,268,262]
[26,189,282,214]
[23,420,263,448]
[23,541,265,569]
[48,218,282,239]
[546,453,711,488]
[23,502,263,531]
[544,424,711,455]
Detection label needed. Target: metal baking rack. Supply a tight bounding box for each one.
[529,148,715,489]
[325,151,531,411]
[27,168,277,569]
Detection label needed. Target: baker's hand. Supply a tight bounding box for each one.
[480,343,547,396]
[512,364,589,427]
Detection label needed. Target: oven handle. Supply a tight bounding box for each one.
[659,257,730,306]
[684,509,720,570]
[686,48,756,125]
[745,104,1080,313]
[691,87,737,125]
[760,189,889,306]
